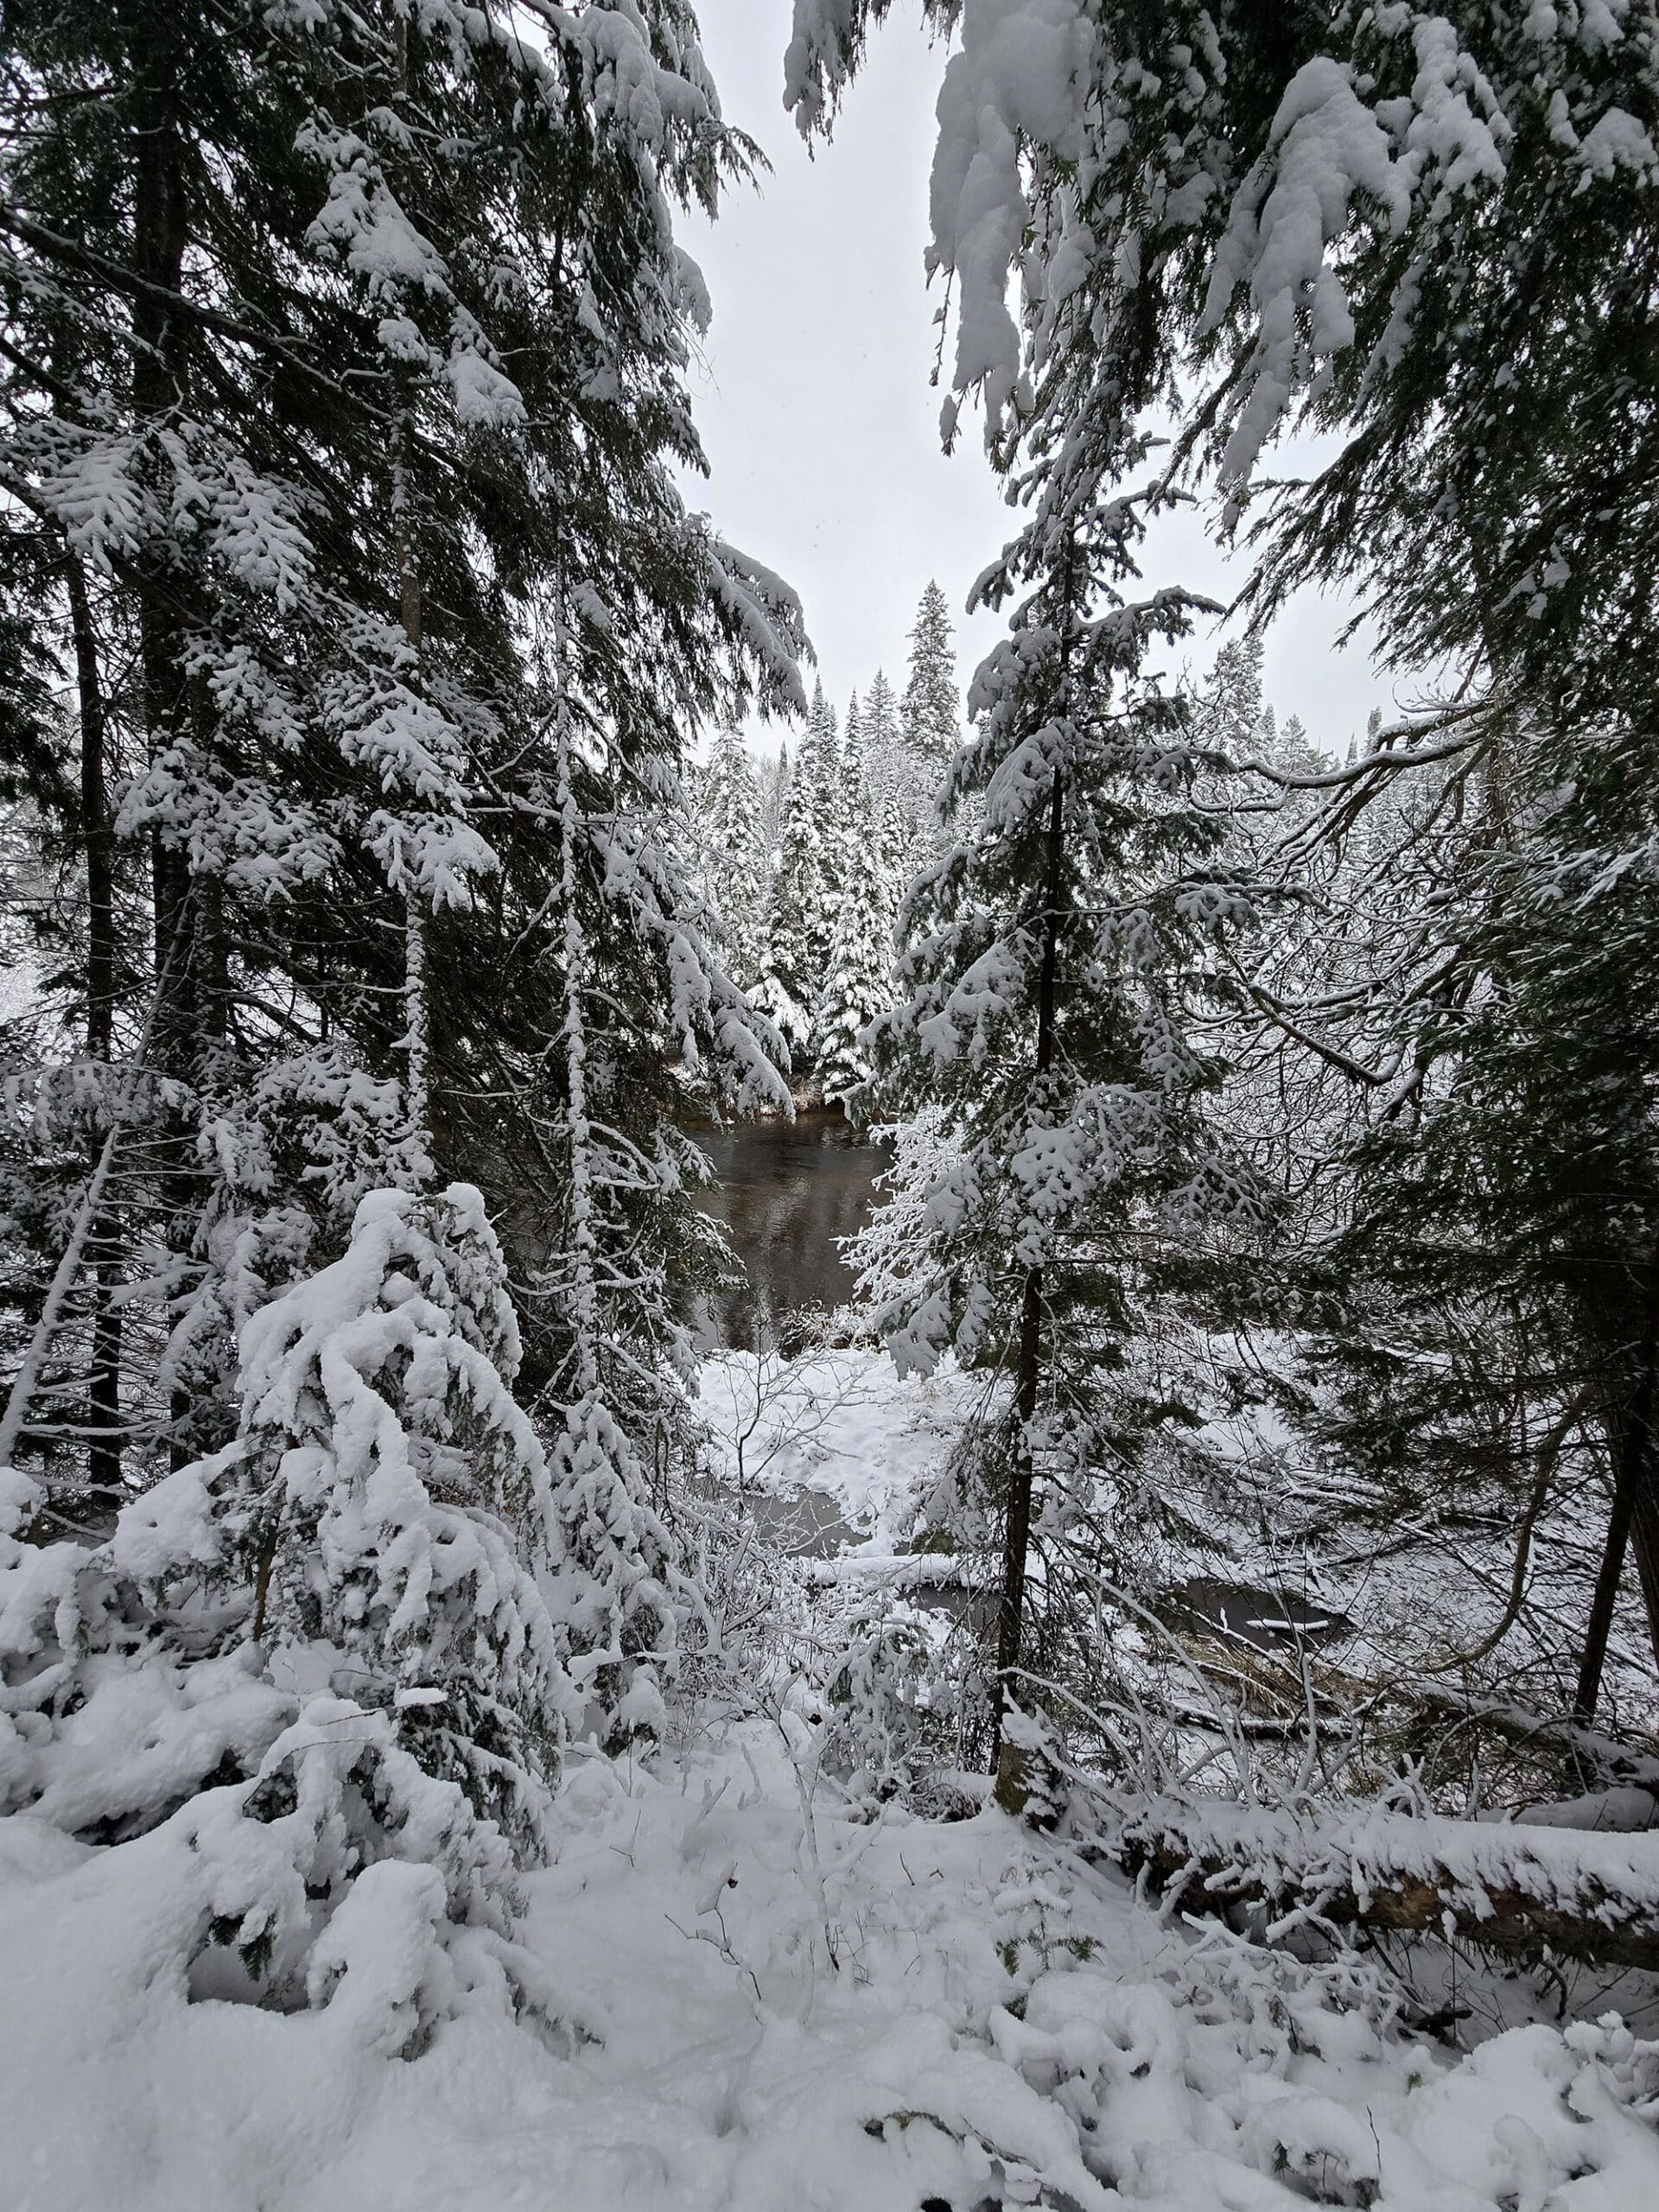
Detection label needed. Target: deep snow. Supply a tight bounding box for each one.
[6,1715,1659,2210]
[4,1347,1659,2209]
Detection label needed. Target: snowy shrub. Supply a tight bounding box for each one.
[548,1395,683,1752]
[0,1458,287,1840]
[820,1610,938,1814]
[12,1689,573,2069]
[182,1696,547,2042]
[1,1182,579,2044]
[219,1183,573,1853]
[670,1478,818,1722]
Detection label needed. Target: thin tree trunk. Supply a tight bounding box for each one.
[992,743,1067,1800]
[0,1127,121,1478]
[1576,1477,1637,1726]
[130,49,202,1472]
[1575,1252,1659,1720]
[133,43,194,1077]
[65,551,125,1505]
[391,396,431,1168]
[390,22,428,1169]
[1624,1425,1659,1675]
[65,552,115,1061]
[556,694,599,1406]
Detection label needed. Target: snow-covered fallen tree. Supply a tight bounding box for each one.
[1098,1789,1659,1974]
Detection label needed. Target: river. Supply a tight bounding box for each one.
[690,1107,884,1351]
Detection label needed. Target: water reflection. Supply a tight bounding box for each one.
[690,1108,883,1350]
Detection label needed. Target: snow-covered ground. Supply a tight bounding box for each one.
[696,1343,975,1553]
[5,1347,1658,2209]
[6,1713,1659,2210]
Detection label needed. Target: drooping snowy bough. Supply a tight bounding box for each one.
[0,1184,576,2040]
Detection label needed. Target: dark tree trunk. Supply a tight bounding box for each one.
[65,554,116,1061]
[65,551,124,1506]
[130,52,204,1469]
[1575,1252,1659,1720]
[132,48,194,1075]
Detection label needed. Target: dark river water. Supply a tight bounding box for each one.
[690,1108,884,1350]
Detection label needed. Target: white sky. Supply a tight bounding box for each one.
[678,0,1397,754]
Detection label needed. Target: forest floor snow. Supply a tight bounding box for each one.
[5,1349,1659,2208]
[5,1712,1659,2210]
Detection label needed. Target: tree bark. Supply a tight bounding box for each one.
[130,50,204,1471]
[133,48,193,1073]
[1575,1250,1659,1719]
[65,553,116,1061]
[64,551,124,1505]
[1109,1794,1659,1974]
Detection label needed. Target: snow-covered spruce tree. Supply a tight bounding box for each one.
[755,682,839,1066]
[695,726,767,988]
[758,741,791,876]
[817,694,897,1108]
[224,1181,571,1848]
[817,834,895,1110]
[841,687,865,815]
[800,677,843,989]
[902,581,960,767]
[897,580,961,873]
[1,0,806,1910]
[861,455,1260,1796]
[859,666,908,885]
[0,1,802,1472]
[0,1179,575,2034]
[1194,638,1268,766]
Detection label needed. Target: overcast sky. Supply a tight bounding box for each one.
[678,0,1394,754]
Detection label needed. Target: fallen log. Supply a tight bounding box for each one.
[1094,1792,1659,1974]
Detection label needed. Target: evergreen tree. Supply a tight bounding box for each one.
[817,684,896,1105]
[755,679,842,1067]
[842,689,865,810]
[1195,638,1268,763]
[758,743,791,874]
[861,667,913,895]
[0,0,804,1923]
[865,458,1259,1792]
[901,580,960,767]
[801,677,842,985]
[696,727,766,988]
[0,1181,574,2031]
[817,834,894,1110]
[226,1183,571,1850]
[754,720,822,1061]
